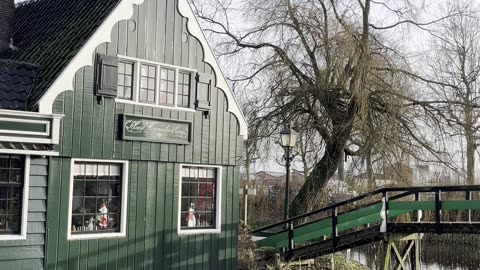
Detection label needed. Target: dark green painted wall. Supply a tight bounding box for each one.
[45,0,243,269]
[0,157,48,270]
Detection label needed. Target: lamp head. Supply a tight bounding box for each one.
[279,127,298,148]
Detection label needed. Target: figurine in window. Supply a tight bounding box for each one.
[0,208,4,229]
[186,203,196,227]
[87,217,95,231]
[98,203,108,229]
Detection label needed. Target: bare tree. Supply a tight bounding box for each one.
[193,0,463,215]
[426,1,480,185]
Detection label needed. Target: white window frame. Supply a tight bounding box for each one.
[115,55,197,112]
[67,159,129,240]
[0,155,30,241]
[177,164,222,235]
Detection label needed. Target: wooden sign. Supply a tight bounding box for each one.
[122,114,191,144]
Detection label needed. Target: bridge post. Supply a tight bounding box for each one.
[286,221,294,261]
[380,233,423,270]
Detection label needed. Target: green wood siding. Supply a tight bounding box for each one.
[0,157,48,269]
[46,0,243,269]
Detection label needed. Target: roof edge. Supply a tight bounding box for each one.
[35,0,145,113]
[177,0,248,139]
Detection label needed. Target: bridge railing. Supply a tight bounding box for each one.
[253,185,480,259]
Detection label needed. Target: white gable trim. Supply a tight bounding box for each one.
[177,0,248,139]
[36,0,145,112]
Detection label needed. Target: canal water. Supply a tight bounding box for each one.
[347,234,480,269]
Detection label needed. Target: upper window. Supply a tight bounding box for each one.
[177,72,191,108]
[68,160,128,240]
[116,58,195,109]
[117,61,134,100]
[140,64,156,103]
[178,165,222,234]
[0,155,29,240]
[159,67,175,105]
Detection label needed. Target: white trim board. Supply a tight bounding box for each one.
[177,164,222,235]
[67,158,129,241]
[0,149,59,156]
[0,155,30,241]
[35,0,248,139]
[0,117,50,136]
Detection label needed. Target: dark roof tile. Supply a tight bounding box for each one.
[10,0,121,108]
[0,59,38,110]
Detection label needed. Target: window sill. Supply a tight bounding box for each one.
[115,99,196,113]
[68,232,126,241]
[0,234,27,241]
[178,228,221,235]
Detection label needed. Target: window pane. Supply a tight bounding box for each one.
[71,162,123,235]
[0,157,8,168]
[125,63,133,75]
[7,201,20,215]
[118,74,124,85]
[140,90,148,102]
[167,93,174,104]
[147,91,155,102]
[0,200,6,213]
[125,75,132,86]
[0,170,7,183]
[159,92,167,104]
[125,87,132,99]
[117,86,124,98]
[141,65,148,76]
[149,66,156,77]
[98,181,110,196]
[167,82,174,93]
[161,68,168,80]
[168,69,175,81]
[6,215,19,232]
[85,198,96,213]
[10,156,22,169]
[0,215,5,231]
[8,188,20,200]
[141,78,147,88]
[9,169,21,182]
[85,181,97,196]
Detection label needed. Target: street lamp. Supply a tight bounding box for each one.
[279,127,298,221]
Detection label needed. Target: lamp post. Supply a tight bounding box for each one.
[280,127,298,221]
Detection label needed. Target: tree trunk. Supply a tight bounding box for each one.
[465,127,475,185]
[366,148,375,190]
[338,150,345,181]
[465,104,475,185]
[290,121,355,216]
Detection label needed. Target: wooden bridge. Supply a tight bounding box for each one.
[252,185,480,269]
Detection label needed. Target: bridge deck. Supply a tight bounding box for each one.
[253,185,480,260]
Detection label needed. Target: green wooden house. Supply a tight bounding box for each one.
[0,0,247,268]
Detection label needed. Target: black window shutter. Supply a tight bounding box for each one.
[195,73,213,111]
[95,54,118,97]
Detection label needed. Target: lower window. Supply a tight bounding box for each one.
[68,160,128,240]
[0,154,28,239]
[178,165,221,234]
